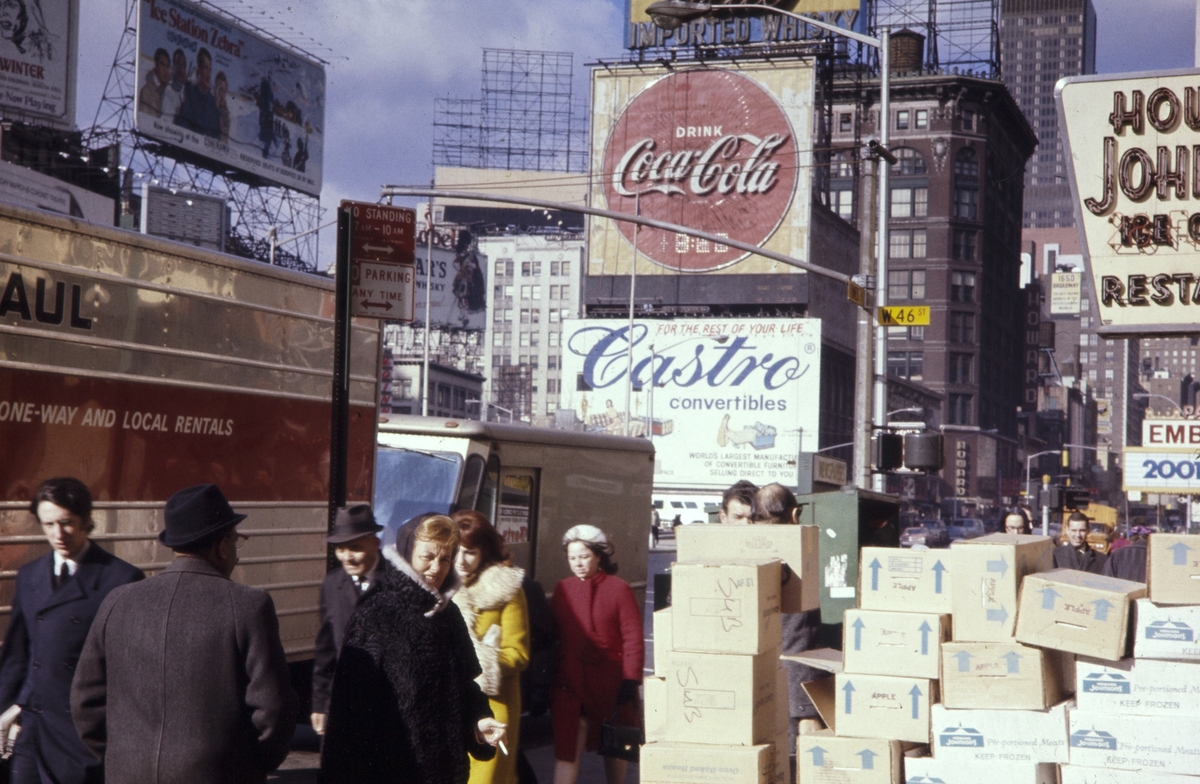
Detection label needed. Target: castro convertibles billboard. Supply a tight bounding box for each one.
[560,317,821,489]
[589,61,813,276]
[1059,68,1200,335]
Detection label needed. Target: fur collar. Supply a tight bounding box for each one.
[382,544,459,617]
[456,562,524,614]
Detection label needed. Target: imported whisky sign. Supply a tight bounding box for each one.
[1059,69,1200,335]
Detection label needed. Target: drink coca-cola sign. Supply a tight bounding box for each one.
[600,68,800,272]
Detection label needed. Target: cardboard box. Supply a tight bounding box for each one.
[831,673,935,744]
[859,547,953,614]
[930,699,1071,764]
[1061,765,1200,784]
[1132,599,1200,660]
[640,742,773,784]
[904,756,1057,784]
[950,534,1054,642]
[1067,709,1200,776]
[776,667,790,734]
[678,524,821,612]
[1147,533,1200,605]
[654,608,673,675]
[1016,569,1146,661]
[843,609,949,679]
[940,641,1064,710]
[672,560,783,655]
[772,731,789,784]
[646,676,668,743]
[798,729,907,784]
[662,648,779,746]
[1074,656,1200,717]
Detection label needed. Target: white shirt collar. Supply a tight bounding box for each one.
[53,542,90,577]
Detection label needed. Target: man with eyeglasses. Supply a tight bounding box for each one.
[71,484,298,784]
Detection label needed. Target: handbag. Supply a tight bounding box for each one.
[598,703,643,762]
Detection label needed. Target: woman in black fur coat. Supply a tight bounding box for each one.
[319,515,507,784]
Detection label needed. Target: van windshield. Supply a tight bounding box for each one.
[373,447,462,544]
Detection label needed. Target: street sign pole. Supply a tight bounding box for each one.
[328,205,353,566]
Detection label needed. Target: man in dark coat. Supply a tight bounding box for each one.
[1103,526,1150,582]
[0,477,143,784]
[1054,511,1107,574]
[311,504,388,734]
[71,484,298,784]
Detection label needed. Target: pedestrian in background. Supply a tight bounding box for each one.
[71,484,297,784]
[311,504,388,736]
[719,480,757,525]
[551,525,643,784]
[1054,511,1107,574]
[0,477,143,784]
[319,514,506,784]
[1103,525,1151,582]
[452,510,530,784]
[1003,507,1033,535]
[751,483,823,762]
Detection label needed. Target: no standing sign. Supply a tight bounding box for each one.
[342,200,416,321]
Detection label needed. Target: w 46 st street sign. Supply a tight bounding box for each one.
[342,200,416,321]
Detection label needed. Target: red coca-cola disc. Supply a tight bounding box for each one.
[600,68,799,272]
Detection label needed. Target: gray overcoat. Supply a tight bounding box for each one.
[70,557,298,784]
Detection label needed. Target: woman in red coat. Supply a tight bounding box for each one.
[551,525,644,784]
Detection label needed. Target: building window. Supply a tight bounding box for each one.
[520,308,530,324]
[831,188,854,219]
[548,355,558,370]
[839,112,852,132]
[887,351,923,381]
[890,229,927,259]
[915,109,928,129]
[948,394,973,425]
[549,309,560,323]
[531,285,542,299]
[890,186,928,218]
[950,312,975,344]
[532,261,542,276]
[531,309,541,324]
[1105,368,1114,380]
[520,332,530,347]
[897,110,909,130]
[520,285,530,300]
[504,260,514,276]
[550,285,559,300]
[949,353,973,383]
[890,147,928,176]
[504,308,512,322]
[493,332,503,347]
[950,271,976,302]
[493,308,504,323]
[961,107,977,132]
[504,285,513,298]
[888,269,926,300]
[531,333,540,347]
[560,286,570,301]
[495,261,506,277]
[952,229,977,261]
[551,261,560,275]
[549,331,560,347]
[521,262,531,276]
[561,261,571,277]
[954,148,980,221]
[888,326,925,341]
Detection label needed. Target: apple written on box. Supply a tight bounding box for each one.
[1147,533,1200,605]
[1060,765,1200,784]
[1075,656,1200,717]
[671,560,782,655]
[904,756,1057,784]
[842,609,949,680]
[797,729,909,784]
[640,741,773,784]
[1016,570,1145,661]
[1132,599,1200,660]
[930,700,1071,764]
[811,673,935,744]
[663,648,779,746]
[677,524,820,612]
[951,534,1054,643]
[1068,710,1200,776]
[858,547,953,615]
[940,641,1065,710]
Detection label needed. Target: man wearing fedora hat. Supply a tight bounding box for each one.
[311,503,390,735]
[71,484,298,784]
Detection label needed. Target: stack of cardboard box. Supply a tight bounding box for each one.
[641,525,820,784]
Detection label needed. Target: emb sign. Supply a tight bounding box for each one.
[1060,69,1200,335]
[343,200,416,321]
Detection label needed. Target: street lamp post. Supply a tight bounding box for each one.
[1132,392,1184,415]
[646,2,891,491]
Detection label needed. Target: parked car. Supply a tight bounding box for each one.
[900,523,949,549]
[946,517,986,542]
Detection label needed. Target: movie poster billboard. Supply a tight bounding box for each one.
[560,318,821,489]
[135,0,324,195]
[0,0,77,126]
[589,61,813,277]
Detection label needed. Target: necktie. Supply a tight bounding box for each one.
[56,562,70,589]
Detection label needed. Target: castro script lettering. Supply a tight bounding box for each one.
[611,133,787,197]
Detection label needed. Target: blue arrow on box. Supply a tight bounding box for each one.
[908,684,923,719]
[932,560,946,594]
[1002,651,1022,674]
[843,681,855,714]
[857,750,878,770]
[868,558,882,591]
[918,620,932,655]
[852,617,865,651]
[986,605,1008,624]
[1169,541,1193,566]
[807,746,828,766]
[952,650,973,672]
[1040,587,1061,610]
[986,556,1008,578]
[1091,598,1113,622]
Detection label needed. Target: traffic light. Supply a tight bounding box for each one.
[904,432,944,471]
[1063,487,1090,510]
[1038,485,1062,511]
[874,433,903,471]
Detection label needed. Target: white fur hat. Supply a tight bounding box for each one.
[562,524,615,556]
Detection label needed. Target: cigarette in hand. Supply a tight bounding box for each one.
[498,740,508,756]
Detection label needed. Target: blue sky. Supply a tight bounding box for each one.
[73,0,1194,268]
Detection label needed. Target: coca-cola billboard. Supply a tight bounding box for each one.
[591,63,814,275]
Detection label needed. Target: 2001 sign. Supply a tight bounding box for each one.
[1142,459,1200,479]
[1124,447,1200,492]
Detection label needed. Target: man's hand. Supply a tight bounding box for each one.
[310,712,326,735]
[476,717,507,748]
[0,704,20,759]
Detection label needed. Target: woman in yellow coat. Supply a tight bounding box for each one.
[452,510,531,784]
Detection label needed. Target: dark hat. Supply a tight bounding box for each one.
[159,484,247,548]
[327,504,383,544]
